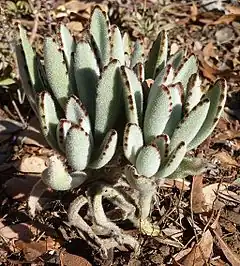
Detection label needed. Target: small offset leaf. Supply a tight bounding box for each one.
[65,125,92,171]
[169,98,210,153]
[90,6,110,67]
[19,25,43,93]
[147,64,174,104]
[188,79,227,150]
[133,62,145,83]
[36,57,51,92]
[89,129,118,169]
[130,40,144,68]
[94,60,122,139]
[121,66,143,125]
[156,142,186,178]
[110,25,125,65]
[44,38,72,108]
[123,32,131,55]
[184,73,202,113]
[173,54,198,93]
[163,83,183,137]
[74,41,99,119]
[151,134,170,159]
[145,30,168,79]
[136,144,161,178]
[56,119,72,152]
[38,91,59,151]
[42,155,87,190]
[65,95,91,133]
[144,85,172,143]
[123,123,144,164]
[15,44,38,115]
[60,24,76,69]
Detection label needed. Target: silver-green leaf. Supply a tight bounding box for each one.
[123,123,144,164]
[136,144,161,178]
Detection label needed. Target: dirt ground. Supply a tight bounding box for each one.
[0,0,240,265]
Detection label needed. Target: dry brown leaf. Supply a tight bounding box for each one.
[191,175,206,213]
[4,176,40,200]
[202,183,228,212]
[173,248,192,262]
[0,222,33,241]
[213,151,239,167]
[213,14,239,25]
[198,55,219,81]
[225,4,240,15]
[213,229,240,266]
[190,2,198,22]
[164,179,190,191]
[60,251,92,266]
[14,155,47,173]
[202,42,217,59]
[66,21,83,33]
[16,240,47,261]
[16,237,58,262]
[57,0,91,13]
[210,258,227,266]
[181,230,213,266]
[56,0,108,15]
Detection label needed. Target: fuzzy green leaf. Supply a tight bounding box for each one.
[188,79,227,150]
[110,25,125,65]
[65,125,92,171]
[173,54,198,94]
[147,65,174,104]
[123,123,144,164]
[90,6,110,67]
[151,134,170,160]
[167,50,184,70]
[121,66,143,125]
[169,98,210,153]
[123,32,131,55]
[74,41,99,119]
[94,60,122,139]
[156,141,186,178]
[145,31,168,79]
[130,40,144,68]
[56,119,72,152]
[19,25,43,93]
[44,38,72,108]
[38,91,59,151]
[15,44,38,115]
[89,129,118,169]
[65,95,91,133]
[60,24,76,69]
[42,155,87,190]
[144,85,172,143]
[136,144,161,178]
[184,73,202,113]
[133,62,145,83]
[163,83,183,137]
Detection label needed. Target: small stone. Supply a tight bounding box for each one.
[215,27,235,44]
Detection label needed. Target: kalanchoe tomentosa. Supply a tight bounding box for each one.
[15,5,227,258]
[15,9,125,193]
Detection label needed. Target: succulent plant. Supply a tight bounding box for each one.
[15,5,227,258]
[15,8,126,193]
[121,39,227,231]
